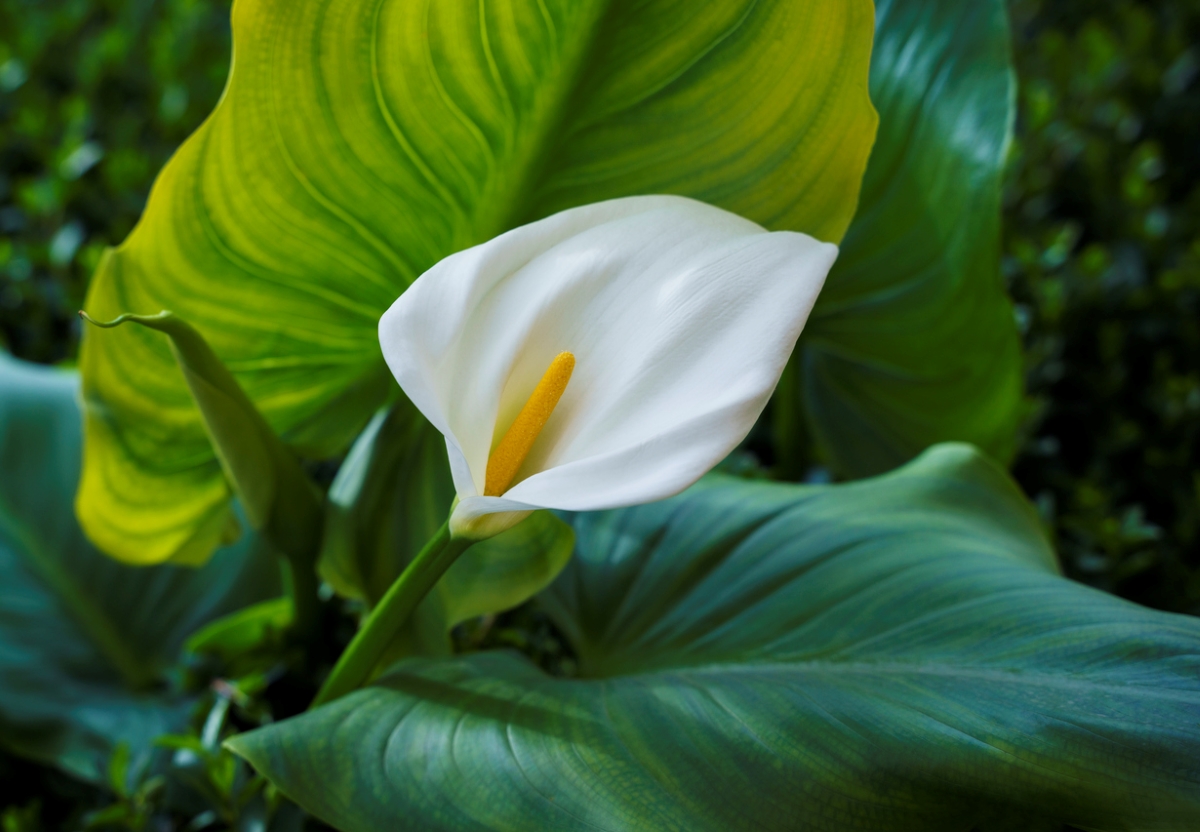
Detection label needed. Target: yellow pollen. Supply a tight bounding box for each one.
[485,352,575,497]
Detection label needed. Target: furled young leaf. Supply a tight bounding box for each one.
[79,311,322,566]
[320,402,574,656]
[230,445,1200,831]
[0,355,280,784]
[78,0,878,564]
[783,0,1024,478]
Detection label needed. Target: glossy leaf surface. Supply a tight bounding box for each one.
[0,355,280,783]
[793,0,1024,477]
[231,445,1200,831]
[79,0,877,563]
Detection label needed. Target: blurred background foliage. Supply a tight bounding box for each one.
[1007,0,1200,615]
[0,0,231,362]
[1,0,1198,826]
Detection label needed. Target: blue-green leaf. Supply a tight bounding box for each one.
[319,402,455,607]
[789,0,1025,478]
[229,445,1200,831]
[0,355,280,784]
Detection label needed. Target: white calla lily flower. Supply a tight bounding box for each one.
[379,195,838,541]
[317,195,839,707]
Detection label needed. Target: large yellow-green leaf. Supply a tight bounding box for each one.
[79,0,878,563]
[785,0,1024,477]
[0,355,280,784]
[229,445,1200,830]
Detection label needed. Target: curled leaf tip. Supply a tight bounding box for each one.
[78,310,174,329]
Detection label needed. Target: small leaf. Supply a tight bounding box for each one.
[185,597,293,662]
[789,0,1025,477]
[434,513,574,630]
[107,742,131,798]
[399,511,576,658]
[231,445,1200,831]
[0,354,280,784]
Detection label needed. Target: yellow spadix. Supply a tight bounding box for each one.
[484,352,575,497]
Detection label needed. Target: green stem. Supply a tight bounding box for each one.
[311,520,473,708]
[282,554,321,641]
[771,353,812,480]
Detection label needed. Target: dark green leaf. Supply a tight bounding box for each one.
[790,0,1025,477]
[0,354,280,784]
[230,445,1200,831]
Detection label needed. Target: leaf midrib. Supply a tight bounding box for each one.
[482,0,760,240]
[0,509,156,690]
[634,658,1200,701]
[471,0,613,243]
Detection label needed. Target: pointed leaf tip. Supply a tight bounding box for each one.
[77,309,321,572]
[79,310,173,329]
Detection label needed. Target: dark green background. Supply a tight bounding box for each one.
[1004,0,1200,615]
[1,0,1198,827]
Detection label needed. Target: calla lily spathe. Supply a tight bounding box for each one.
[379,196,837,539]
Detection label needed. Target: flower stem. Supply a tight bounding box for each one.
[282,553,320,640]
[310,520,473,708]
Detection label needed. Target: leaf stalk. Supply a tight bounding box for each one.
[311,519,473,708]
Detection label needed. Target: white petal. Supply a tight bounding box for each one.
[380,195,836,514]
